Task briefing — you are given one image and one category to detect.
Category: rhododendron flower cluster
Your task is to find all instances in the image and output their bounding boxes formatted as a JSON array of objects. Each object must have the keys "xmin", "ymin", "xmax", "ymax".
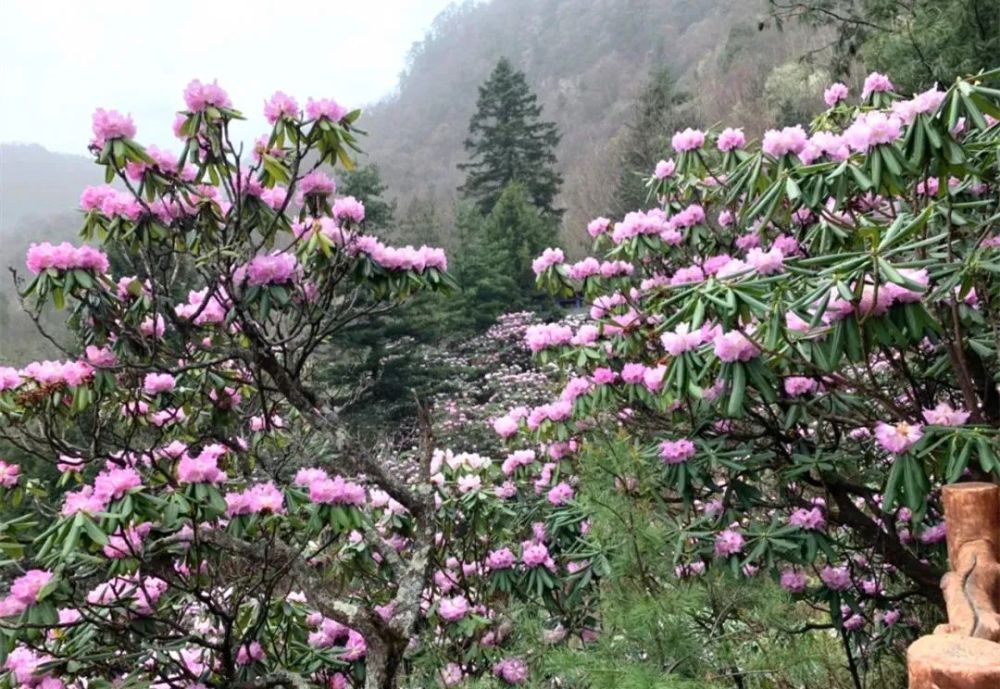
[{"xmin": 25, "ymin": 242, "xmax": 109, "ymax": 275}]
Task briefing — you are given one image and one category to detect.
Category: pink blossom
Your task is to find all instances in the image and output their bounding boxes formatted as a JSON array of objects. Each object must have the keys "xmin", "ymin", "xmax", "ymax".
[
  {"xmin": 547, "ymin": 482, "xmax": 574, "ymax": 506},
  {"xmin": 493, "ymin": 415, "xmax": 519, "ymax": 438},
  {"xmin": 0, "ymin": 461, "xmax": 20, "ymax": 488},
  {"xmin": 712, "ymin": 330, "xmax": 759, "ymax": 363},
  {"xmin": 861, "ymin": 72, "xmax": 894, "ymax": 100},
  {"xmin": 91, "ymin": 108, "xmax": 136, "ymax": 147},
  {"xmin": 62, "ymin": 485, "xmax": 107, "ymax": 516},
  {"xmin": 532, "ymin": 247, "xmax": 565, "ymax": 275},
  {"xmin": 26, "ymin": 242, "xmax": 109, "ymax": 275},
  {"xmin": 762, "ymin": 125, "xmax": 808, "ymax": 158},
  {"xmin": 332, "ymin": 196, "xmax": 365, "ymax": 224},
  {"xmin": 784, "ymin": 376, "xmax": 817, "ymax": 396},
  {"xmin": 264, "ymin": 91, "xmax": 299, "ymax": 123},
  {"xmin": 85, "ymin": 345, "xmax": 117, "ymax": 368},
  {"xmin": 789, "ymin": 507, "xmax": 826, "ymax": 530},
  {"xmin": 921, "ymin": 402, "xmax": 970, "ymax": 426},
  {"xmin": 94, "ymin": 466, "xmax": 142, "ymax": 502},
  {"xmin": 643, "ymin": 364, "xmax": 666, "ymax": 392},
  {"xmin": 874, "ymin": 421, "xmax": 923, "ymax": 454},
  {"xmin": 780, "ymin": 569, "xmax": 808, "ymax": 593},
  {"xmin": 238, "ymin": 253, "xmax": 298, "ymax": 287},
  {"xmin": 824, "ymin": 82, "xmax": 849, "ymax": 107},
  {"xmin": 659, "ymin": 439, "xmax": 696, "ymax": 464},
  {"xmin": 494, "ymin": 657, "xmax": 528, "ymax": 685},
  {"xmin": 306, "ymin": 97, "xmax": 348, "ymax": 122},
  {"xmin": 891, "ymin": 85, "xmax": 947, "ymax": 124},
  {"xmin": 143, "ymin": 372, "xmax": 176, "ymax": 395},
  {"xmin": 457, "ymin": 474, "xmax": 482, "ymax": 494},
  {"xmin": 746, "ymin": 247, "xmax": 785, "ymax": 275},
  {"xmin": 843, "ymin": 111, "xmax": 903, "ymax": 152},
  {"xmin": 820, "ymin": 565, "xmax": 852, "ymax": 590},
  {"xmin": 621, "ymin": 362, "xmax": 647, "ymax": 384},
  {"xmin": 438, "ymin": 595, "xmax": 469, "ymax": 622},
  {"xmin": 184, "ymin": 79, "xmax": 232, "ymax": 111},
  {"xmin": 661, "ymin": 323, "xmax": 704, "ymax": 355},
  {"xmin": 714, "ymin": 529, "xmax": 744, "ymax": 557},
  {"xmin": 487, "ymin": 547, "xmax": 516, "ymax": 570},
  {"xmin": 308, "ymin": 476, "xmax": 366, "ymax": 506},
  {"xmin": 102, "ymin": 522, "xmax": 152, "ymax": 559},
  {"xmin": 177, "ymin": 445, "xmax": 228, "ymax": 484},
  {"xmin": 237, "ymin": 641, "xmax": 266, "ymax": 665},
  {"xmin": 295, "ymin": 170, "xmax": 336, "ymax": 204},
  {"xmin": 653, "ymin": 159, "xmax": 676, "ymax": 178},
  {"xmin": 587, "ymin": 217, "xmax": 610, "ymax": 237},
  {"xmin": 671, "ymin": 128, "xmax": 705, "ymax": 152},
  {"xmin": 716, "ymin": 127, "xmax": 746, "ymax": 152},
  {"xmin": 522, "ymin": 542, "xmax": 553, "ymax": 569},
  {"xmin": 0, "ymin": 366, "xmax": 22, "ymax": 391}
]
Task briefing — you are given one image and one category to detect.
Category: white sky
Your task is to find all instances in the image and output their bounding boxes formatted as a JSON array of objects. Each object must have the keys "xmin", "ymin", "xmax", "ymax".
[{"xmin": 0, "ymin": 0, "xmax": 458, "ymax": 154}]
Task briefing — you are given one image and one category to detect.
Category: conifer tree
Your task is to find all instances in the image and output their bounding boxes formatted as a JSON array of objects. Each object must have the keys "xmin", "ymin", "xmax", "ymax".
[{"xmin": 459, "ymin": 57, "xmax": 563, "ymax": 217}]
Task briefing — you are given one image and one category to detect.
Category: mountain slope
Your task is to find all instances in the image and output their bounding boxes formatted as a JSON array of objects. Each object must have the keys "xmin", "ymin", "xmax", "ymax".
[{"xmin": 360, "ymin": 0, "xmax": 810, "ymax": 242}]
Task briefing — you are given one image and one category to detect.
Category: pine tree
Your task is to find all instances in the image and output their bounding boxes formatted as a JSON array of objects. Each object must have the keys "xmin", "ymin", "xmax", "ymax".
[{"xmin": 458, "ymin": 58, "xmax": 563, "ymax": 217}]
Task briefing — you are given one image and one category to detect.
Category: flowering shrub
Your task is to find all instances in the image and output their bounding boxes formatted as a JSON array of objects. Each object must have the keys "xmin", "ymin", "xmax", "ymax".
[
  {"xmin": 524, "ymin": 68, "xmax": 1000, "ymax": 651},
  {"xmin": 0, "ymin": 82, "xmax": 598, "ymax": 689}
]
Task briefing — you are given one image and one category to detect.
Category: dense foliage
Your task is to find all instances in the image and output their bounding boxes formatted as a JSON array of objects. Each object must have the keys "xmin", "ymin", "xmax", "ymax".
[
  {"xmin": 525, "ymin": 67, "xmax": 1000, "ymax": 682},
  {"xmin": 0, "ymin": 83, "xmax": 600, "ymax": 689}
]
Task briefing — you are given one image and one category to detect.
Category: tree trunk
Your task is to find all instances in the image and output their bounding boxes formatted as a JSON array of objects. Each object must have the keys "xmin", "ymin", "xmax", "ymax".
[{"xmin": 364, "ymin": 639, "xmax": 406, "ymax": 689}]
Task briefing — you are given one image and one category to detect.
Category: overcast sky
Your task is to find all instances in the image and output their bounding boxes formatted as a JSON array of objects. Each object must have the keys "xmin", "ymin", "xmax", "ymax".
[{"xmin": 0, "ymin": 0, "xmax": 458, "ymax": 155}]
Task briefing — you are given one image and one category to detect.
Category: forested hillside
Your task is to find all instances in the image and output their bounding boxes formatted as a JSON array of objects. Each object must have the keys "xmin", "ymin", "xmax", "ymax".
[{"xmin": 362, "ymin": 0, "xmax": 828, "ymax": 246}]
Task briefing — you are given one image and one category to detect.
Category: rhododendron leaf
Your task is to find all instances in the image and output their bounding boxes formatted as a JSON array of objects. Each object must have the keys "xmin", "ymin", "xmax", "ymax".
[{"xmin": 726, "ymin": 364, "xmax": 746, "ymax": 418}]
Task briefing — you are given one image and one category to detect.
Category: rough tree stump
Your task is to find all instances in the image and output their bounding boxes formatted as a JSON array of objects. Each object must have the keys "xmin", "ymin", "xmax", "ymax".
[{"xmin": 907, "ymin": 483, "xmax": 1000, "ymax": 688}]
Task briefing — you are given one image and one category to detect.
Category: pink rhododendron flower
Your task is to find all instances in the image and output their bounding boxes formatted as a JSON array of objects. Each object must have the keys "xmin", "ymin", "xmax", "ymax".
[
  {"xmin": 264, "ymin": 91, "xmax": 299, "ymax": 123},
  {"xmin": 184, "ymin": 79, "xmax": 232, "ymax": 111},
  {"xmin": 332, "ymin": 196, "xmax": 365, "ymax": 224},
  {"xmin": 823, "ymin": 82, "xmax": 849, "ymax": 107},
  {"xmin": 780, "ymin": 569, "xmax": 808, "ymax": 593},
  {"xmin": 438, "ymin": 595, "xmax": 469, "ymax": 622},
  {"xmin": 671, "ymin": 128, "xmax": 705, "ymax": 152},
  {"xmin": 587, "ymin": 217, "xmax": 610, "ymax": 237},
  {"xmin": 820, "ymin": 565, "xmax": 852, "ymax": 590},
  {"xmin": 762, "ymin": 125, "xmax": 808, "ymax": 158},
  {"xmin": 712, "ymin": 330, "xmax": 759, "ymax": 362},
  {"xmin": 714, "ymin": 529, "xmax": 744, "ymax": 557},
  {"xmin": 26, "ymin": 242, "xmax": 109, "ymax": 275},
  {"xmin": 547, "ymin": 482, "xmax": 574, "ymax": 506},
  {"xmin": 746, "ymin": 247, "xmax": 785, "ymax": 274},
  {"xmin": 532, "ymin": 247, "xmax": 565, "ymax": 275},
  {"xmin": 784, "ymin": 376, "xmax": 817, "ymax": 396},
  {"xmin": 716, "ymin": 127, "xmax": 746, "ymax": 152},
  {"xmin": 177, "ymin": 445, "xmax": 228, "ymax": 484},
  {"xmin": 921, "ymin": 402, "xmax": 970, "ymax": 426},
  {"xmin": 861, "ymin": 72, "xmax": 894, "ymax": 100},
  {"xmin": 0, "ymin": 461, "xmax": 20, "ymax": 488},
  {"xmin": 659, "ymin": 439, "xmax": 696, "ymax": 464},
  {"xmin": 874, "ymin": 421, "xmax": 923, "ymax": 454},
  {"xmin": 487, "ymin": 547, "xmax": 516, "ymax": 570},
  {"xmin": 494, "ymin": 657, "xmax": 528, "ymax": 685},
  {"xmin": 653, "ymin": 159, "xmax": 676, "ymax": 178},
  {"xmin": 91, "ymin": 108, "xmax": 136, "ymax": 147},
  {"xmin": 306, "ymin": 97, "xmax": 348, "ymax": 122},
  {"xmin": 789, "ymin": 507, "xmax": 826, "ymax": 531},
  {"xmin": 143, "ymin": 372, "xmax": 176, "ymax": 395}
]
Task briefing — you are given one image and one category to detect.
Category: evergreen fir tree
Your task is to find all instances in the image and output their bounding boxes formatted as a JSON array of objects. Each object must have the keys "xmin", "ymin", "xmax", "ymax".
[{"xmin": 458, "ymin": 57, "xmax": 563, "ymax": 217}]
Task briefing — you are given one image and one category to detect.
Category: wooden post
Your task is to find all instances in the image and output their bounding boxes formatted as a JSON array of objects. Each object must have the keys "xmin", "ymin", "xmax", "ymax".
[{"xmin": 907, "ymin": 483, "xmax": 1000, "ymax": 688}]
